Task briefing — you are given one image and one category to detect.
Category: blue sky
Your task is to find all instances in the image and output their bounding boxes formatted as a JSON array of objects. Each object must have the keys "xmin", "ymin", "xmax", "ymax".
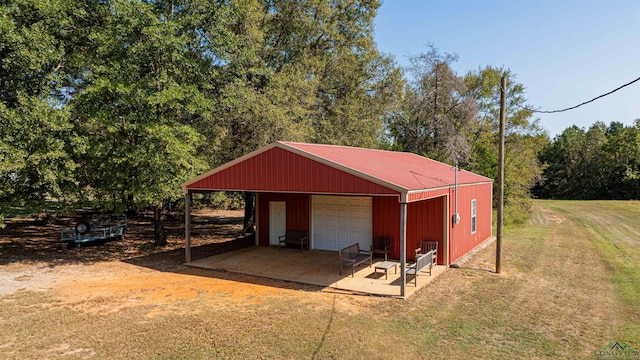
[{"xmin": 373, "ymin": 0, "xmax": 640, "ymax": 137}]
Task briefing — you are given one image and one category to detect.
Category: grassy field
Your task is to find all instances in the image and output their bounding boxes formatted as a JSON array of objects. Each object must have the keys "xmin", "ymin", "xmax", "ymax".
[{"xmin": 0, "ymin": 201, "xmax": 638, "ymax": 359}]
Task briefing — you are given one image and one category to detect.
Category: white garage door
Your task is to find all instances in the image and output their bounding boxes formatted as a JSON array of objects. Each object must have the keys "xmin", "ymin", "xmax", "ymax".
[{"xmin": 311, "ymin": 196, "xmax": 372, "ymax": 251}]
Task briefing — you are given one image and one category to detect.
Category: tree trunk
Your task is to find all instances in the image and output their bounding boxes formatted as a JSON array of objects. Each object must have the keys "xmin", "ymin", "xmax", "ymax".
[
  {"xmin": 242, "ymin": 192, "xmax": 255, "ymax": 235},
  {"xmin": 153, "ymin": 202, "xmax": 168, "ymax": 246}
]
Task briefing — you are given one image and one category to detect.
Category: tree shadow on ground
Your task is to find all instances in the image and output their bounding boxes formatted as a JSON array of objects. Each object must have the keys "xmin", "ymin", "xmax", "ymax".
[
  {"xmin": 0, "ymin": 210, "xmax": 244, "ymax": 267},
  {"xmin": 0, "ymin": 208, "xmax": 327, "ymax": 294}
]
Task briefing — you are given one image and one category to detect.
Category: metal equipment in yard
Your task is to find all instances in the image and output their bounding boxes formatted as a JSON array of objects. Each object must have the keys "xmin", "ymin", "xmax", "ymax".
[{"xmin": 61, "ymin": 214, "xmax": 129, "ymax": 248}]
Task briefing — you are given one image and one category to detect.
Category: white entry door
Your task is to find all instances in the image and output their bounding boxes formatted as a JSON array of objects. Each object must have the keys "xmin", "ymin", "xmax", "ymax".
[
  {"xmin": 269, "ymin": 201, "xmax": 286, "ymax": 246},
  {"xmin": 311, "ymin": 196, "xmax": 372, "ymax": 251}
]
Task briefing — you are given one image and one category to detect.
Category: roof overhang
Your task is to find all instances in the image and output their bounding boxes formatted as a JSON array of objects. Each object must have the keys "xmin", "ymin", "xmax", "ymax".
[{"xmin": 182, "ymin": 142, "xmax": 493, "ymax": 203}]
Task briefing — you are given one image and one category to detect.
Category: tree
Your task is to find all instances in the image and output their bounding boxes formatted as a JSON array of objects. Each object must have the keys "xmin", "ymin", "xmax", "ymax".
[
  {"xmin": 199, "ymin": 0, "xmax": 403, "ymax": 231},
  {"xmin": 579, "ymin": 122, "xmax": 609, "ymax": 198},
  {"xmin": 386, "ymin": 56, "xmax": 546, "ymax": 224},
  {"xmin": 535, "ymin": 121, "xmax": 640, "ymax": 200},
  {"xmin": 205, "ymin": 0, "xmax": 402, "ymax": 161},
  {"xmin": 602, "ymin": 122, "xmax": 640, "ymax": 199},
  {"xmin": 463, "ymin": 67, "xmax": 547, "ymax": 222},
  {"xmin": 2, "ymin": 0, "xmax": 403, "ymax": 239},
  {"xmin": 0, "ymin": 0, "xmax": 103, "ymax": 225},
  {"xmin": 70, "ymin": 0, "xmax": 210, "ymax": 245},
  {"xmin": 535, "ymin": 126, "xmax": 586, "ymax": 199},
  {"xmin": 387, "ymin": 46, "xmax": 477, "ymax": 163}
]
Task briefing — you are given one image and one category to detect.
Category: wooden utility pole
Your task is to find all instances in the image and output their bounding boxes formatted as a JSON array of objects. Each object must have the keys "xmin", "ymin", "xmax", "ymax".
[{"xmin": 496, "ymin": 74, "xmax": 506, "ymax": 274}]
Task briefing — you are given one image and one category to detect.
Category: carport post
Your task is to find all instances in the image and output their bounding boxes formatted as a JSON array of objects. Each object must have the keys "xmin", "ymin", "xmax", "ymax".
[
  {"xmin": 400, "ymin": 202, "xmax": 407, "ymax": 298},
  {"xmin": 185, "ymin": 191, "xmax": 192, "ymax": 263}
]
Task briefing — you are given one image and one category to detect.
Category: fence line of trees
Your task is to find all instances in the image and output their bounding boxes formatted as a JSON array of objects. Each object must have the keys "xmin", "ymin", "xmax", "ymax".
[{"xmin": 534, "ymin": 121, "xmax": 640, "ymax": 200}]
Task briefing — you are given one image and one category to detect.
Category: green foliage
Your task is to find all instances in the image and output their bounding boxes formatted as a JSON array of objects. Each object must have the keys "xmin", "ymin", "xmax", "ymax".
[
  {"xmin": 387, "ymin": 58, "xmax": 546, "ymax": 225},
  {"xmin": 68, "ymin": 0, "xmax": 215, "ymax": 244},
  {"xmin": 71, "ymin": 5, "xmax": 212, "ymax": 205},
  {"xmin": 209, "ymin": 0, "xmax": 403, "ymax": 162},
  {"xmin": 195, "ymin": 192, "xmax": 244, "ymax": 210},
  {"xmin": 464, "ymin": 67, "xmax": 548, "ymax": 225},
  {"xmin": 0, "ymin": 0, "xmax": 93, "ymax": 224},
  {"xmin": 535, "ymin": 121, "xmax": 640, "ymax": 200},
  {"xmin": 1, "ymin": 0, "xmax": 401, "ymax": 237},
  {"xmin": 0, "ymin": 97, "xmax": 78, "ymax": 202}
]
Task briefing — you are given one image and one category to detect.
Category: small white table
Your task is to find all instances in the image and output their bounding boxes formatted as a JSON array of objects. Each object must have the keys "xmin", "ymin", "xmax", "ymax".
[{"xmin": 374, "ymin": 261, "xmax": 398, "ymax": 280}]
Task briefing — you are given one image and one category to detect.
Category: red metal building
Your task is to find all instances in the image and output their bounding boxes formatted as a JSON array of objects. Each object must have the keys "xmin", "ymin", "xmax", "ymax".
[{"xmin": 183, "ymin": 141, "xmax": 493, "ymax": 296}]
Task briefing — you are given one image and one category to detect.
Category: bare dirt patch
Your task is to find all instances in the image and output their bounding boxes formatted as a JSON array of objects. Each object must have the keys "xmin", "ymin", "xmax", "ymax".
[
  {"xmin": 0, "ymin": 209, "xmax": 376, "ymax": 319},
  {"xmin": 53, "ymin": 262, "xmax": 290, "ymax": 316},
  {"xmin": 0, "ymin": 209, "xmax": 246, "ymax": 299}
]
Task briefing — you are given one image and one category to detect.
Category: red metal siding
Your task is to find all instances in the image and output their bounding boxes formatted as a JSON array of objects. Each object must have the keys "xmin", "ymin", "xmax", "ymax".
[
  {"xmin": 406, "ymin": 197, "xmax": 445, "ymax": 263},
  {"xmin": 372, "ymin": 197, "xmax": 401, "ymax": 258},
  {"xmin": 254, "ymin": 184, "xmax": 492, "ymax": 264},
  {"xmin": 373, "ymin": 197, "xmax": 445, "ymax": 263},
  {"xmin": 448, "ymin": 183, "xmax": 493, "ymax": 263},
  {"xmin": 188, "ymin": 147, "xmax": 399, "ymax": 196},
  {"xmin": 257, "ymin": 193, "xmax": 310, "ymax": 246}
]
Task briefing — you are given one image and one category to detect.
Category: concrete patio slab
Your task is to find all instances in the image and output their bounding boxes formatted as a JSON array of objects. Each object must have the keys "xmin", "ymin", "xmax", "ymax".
[{"xmin": 186, "ymin": 246, "xmax": 447, "ymax": 298}]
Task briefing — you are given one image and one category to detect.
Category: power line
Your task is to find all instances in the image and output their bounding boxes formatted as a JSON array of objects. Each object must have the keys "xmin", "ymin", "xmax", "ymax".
[{"xmin": 532, "ymin": 75, "xmax": 640, "ymax": 114}]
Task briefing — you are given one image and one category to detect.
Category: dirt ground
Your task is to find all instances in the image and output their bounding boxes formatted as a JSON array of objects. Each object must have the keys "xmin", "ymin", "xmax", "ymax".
[{"xmin": 0, "ymin": 209, "xmax": 372, "ymax": 318}]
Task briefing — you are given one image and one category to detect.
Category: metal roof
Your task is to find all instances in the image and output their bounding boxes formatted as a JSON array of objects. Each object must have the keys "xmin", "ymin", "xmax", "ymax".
[
  {"xmin": 183, "ymin": 141, "xmax": 492, "ymax": 198},
  {"xmin": 278, "ymin": 141, "xmax": 492, "ymax": 191}
]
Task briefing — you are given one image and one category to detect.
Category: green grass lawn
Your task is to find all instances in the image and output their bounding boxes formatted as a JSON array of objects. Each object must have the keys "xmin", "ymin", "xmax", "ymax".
[
  {"xmin": 542, "ymin": 200, "xmax": 640, "ymax": 343},
  {"xmin": 1, "ymin": 200, "xmax": 638, "ymax": 359}
]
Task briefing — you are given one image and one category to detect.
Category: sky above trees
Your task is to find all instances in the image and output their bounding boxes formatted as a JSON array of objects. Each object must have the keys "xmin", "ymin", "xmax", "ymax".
[{"xmin": 374, "ymin": 0, "xmax": 640, "ymax": 137}]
